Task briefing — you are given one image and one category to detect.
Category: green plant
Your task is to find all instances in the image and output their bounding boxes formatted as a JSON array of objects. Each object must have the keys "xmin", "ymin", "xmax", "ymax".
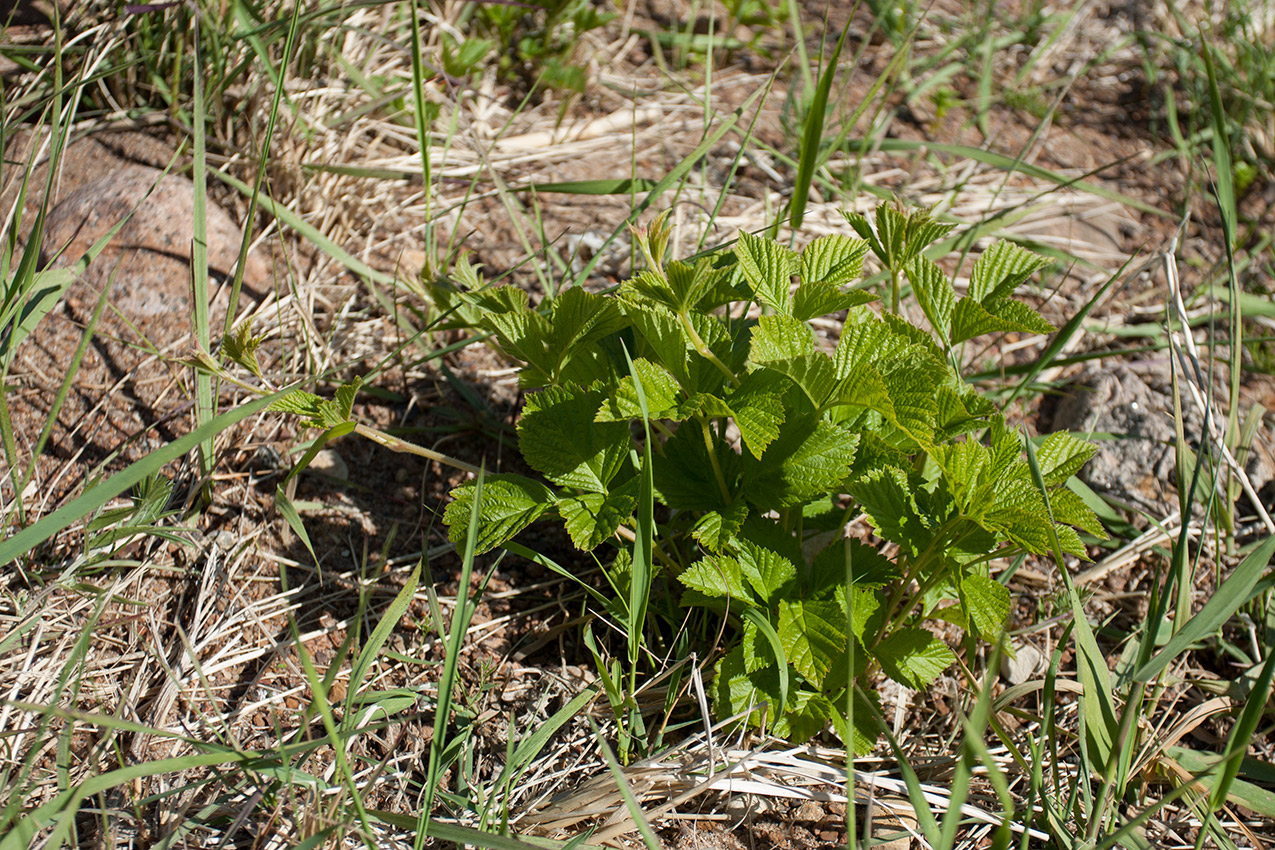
[
  {"xmin": 430, "ymin": 203, "xmax": 1103, "ymax": 750},
  {"xmin": 459, "ymin": 0, "xmax": 615, "ymax": 95}
]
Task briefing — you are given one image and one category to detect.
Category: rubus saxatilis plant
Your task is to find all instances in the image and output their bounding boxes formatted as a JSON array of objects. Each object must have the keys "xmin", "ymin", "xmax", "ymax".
[{"xmin": 430, "ymin": 203, "xmax": 1103, "ymax": 749}]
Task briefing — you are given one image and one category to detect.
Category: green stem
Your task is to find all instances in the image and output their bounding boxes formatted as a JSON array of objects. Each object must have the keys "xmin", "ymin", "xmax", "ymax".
[
  {"xmin": 678, "ymin": 311, "xmax": 739, "ymax": 388},
  {"xmin": 889, "ymin": 267, "xmax": 900, "ymax": 314},
  {"xmin": 869, "ymin": 517, "xmax": 962, "ymax": 649},
  {"xmin": 700, "ymin": 418, "xmax": 732, "ymax": 503}
]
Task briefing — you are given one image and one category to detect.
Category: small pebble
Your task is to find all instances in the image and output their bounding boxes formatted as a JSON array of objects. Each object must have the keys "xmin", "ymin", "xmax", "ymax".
[{"xmin": 308, "ymin": 448, "xmax": 349, "ymax": 480}]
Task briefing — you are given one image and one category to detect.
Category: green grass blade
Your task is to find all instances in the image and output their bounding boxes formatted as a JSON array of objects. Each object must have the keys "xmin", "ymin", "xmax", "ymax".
[
  {"xmin": 0, "ymin": 391, "xmax": 284, "ymax": 566},
  {"xmin": 514, "ymin": 178, "xmax": 660, "ymax": 195},
  {"xmin": 1131, "ymin": 536, "xmax": 1275, "ymax": 683},
  {"xmin": 1023, "ymin": 435, "xmax": 1118, "ymax": 767},
  {"xmin": 591, "ymin": 720, "xmax": 662, "ymax": 850},
  {"xmin": 211, "ymin": 170, "xmax": 398, "ymax": 288},
  {"xmin": 621, "ymin": 346, "xmax": 654, "ymax": 678},
  {"xmin": 420, "ymin": 467, "xmax": 485, "ymax": 840},
  {"xmin": 786, "ymin": 16, "xmax": 850, "ymax": 230},
  {"xmin": 570, "ymin": 82, "xmax": 770, "ymax": 287},
  {"xmin": 222, "ymin": 0, "xmax": 303, "ymax": 337},
  {"xmin": 191, "ymin": 18, "xmax": 213, "ymax": 482},
  {"xmin": 345, "ymin": 561, "xmax": 422, "ymax": 724}
]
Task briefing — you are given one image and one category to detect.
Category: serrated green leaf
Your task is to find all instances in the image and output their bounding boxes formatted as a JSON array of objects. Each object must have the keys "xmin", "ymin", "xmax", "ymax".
[
  {"xmin": 558, "ymin": 490, "xmax": 637, "ymax": 550},
  {"xmin": 742, "ymin": 618, "xmax": 768, "ymax": 673},
  {"xmin": 1036, "ymin": 431, "xmax": 1098, "ymax": 487},
  {"xmin": 714, "ymin": 645, "xmax": 782, "ymax": 727},
  {"xmin": 330, "ymin": 377, "xmax": 362, "ymax": 425},
  {"xmin": 222, "ymin": 322, "xmax": 265, "ymax": 379},
  {"xmin": 762, "ymin": 354, "xmax": 840, "ymax": 409},
  {"xmin": 876, "ymin": 628, "xmax": 956, "ymax": 689},
  {"xmin": 652, "ymin": 425, "xmax": 736, "ymax": 511},
  {"xmin": 772, "ymin": 691, "xmax": 839, "ymax": 742},
  {"xmin": 443, "ymin": 474, "xmax": 556, "ymax": 554},
  {"xmin": 849, "ymin": 466, "xmax": 936, "ymax": 555},
  {"xmin": 743, "ymin": 419, "xmax": 859, "ymax": 510},
  {"xmin": 691, "ymin": 502, "xmax": 749, "ymax": 551},
  {"xmin": 749, "ymin": 313, "xmax": 815, "ymax": 362},
  {"xmin": 792, "ymin": 280, "xmax": 877, "ymax": 322},
  {"xmin": 484, "ymin": 305, "xmax": 555, "ymax": 387},
  {"xmin": 960, "ymin": 574, "xmax": 1010, "ymax": 640},
  {"xmin": 680, "ymin": 555, "xmax": 750, "ymax": 601},
  {"xmin": 778, "ymin": 599, "xmax": 847, "ymax": 689},
  {"xmin": 735, "ymin": 540, "xmax": 797, "ymax": 605},
  {"xmin": 950, "ymin": 296, "xmax": 1056, "ymax": 344},
  {"xmin": 841, "ymin": 210, "xmax": 884, "ymax": 259},
  {"xmin": 969, "ymin": 240, "xmax": 1051, "ymax": 302},
  {"xmin": 269, "ymin": 390, "xmax": 326, "ymax": 425},
  {"xmin": 1049, "ymin": 485, "xmax": 1106, "ymax": 537},
  {"xmin": 934, "ymin": 385, "xmax": 990, "ymax": 438},
  {"xmin": 846, "ymin": 584, "xmax": 882, "ymax": 643},
  {"xmin": 904, "ymin": 255, "xmax": 955, "ymax": 342},
  {"xmin": 735, "ymin": 231, "xmax": 798, "ymax": 315},
  {"xmin": 596, "ymin": 358, "xmax": 683, "ymax": 421},
  {"xmin": 548, "ymin": 286, "xmax": 628, "ymax": 372},
  {"xmin": 877, "ymin": 348, "xmax": 941, "ymax": 446},
  {"xmin": 726, "ymin": 377, "xmax": 786, "ymax": 458},
  {"xmin": 518, "ymin": 385, "xmax": 629, "ymax": 491},
  {"xmin": 800, "ymin": 233, "xmax": 870, "ymax": 287},
  {"xmin": 833, "ymin": 313, "xmax": 912, "ymax": 376}
]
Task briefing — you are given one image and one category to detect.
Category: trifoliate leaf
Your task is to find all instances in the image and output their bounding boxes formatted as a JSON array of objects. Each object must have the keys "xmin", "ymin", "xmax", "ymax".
[
  {"xmin": 691, "ymin": 502, "xmax": 749, "ymax": 551},
  {"xmin": 778, "ymin": 599, "xmax": 847, "ymax": 689},
  {"xmin": 443, "ymin": 474, "xmax": 556, "ymax": 554},
  {"xmin": 969, "ymin": 240, "xmax": 1052, "ymax": 302},
  {"xmin": 735, "ymin": 230, "xmax": 798, "ymax": 315},
  {"xmin": 735, "ymin": 540, "xmax": 797, "ymax": 605},
  {"xmin": 960, "ymin": 573, "xmax": 1010, "ymax": 640},
  {"xmin": 596, "ymin": 358, "xmax": 683, "ymax": 421},
  {"xmin": 876, "ymin": 628, "xmax": 956, "ymax": 689},
  {"xmin": 558, "ymin": 489, "xmax": 637, "ymax": 550},
  {"xmin": 742, "ymin": 419, "xmax": 859, "ymax": 510},
  {"xmin": 680, "ymin": 555, "xmax": 750, "ymax": 601},
  {"xmin": 268, "ymin": 380, "xmax": 361, "ymax": 429},
  {"xmin": 1036, "ymin": 431, "xmax": 1098, "ymax": 487},
  {"xmin": 904, "ymin": 255, "xmax": 955, "ymax": 342},
  {"xmin": 800, "ymin": 233, "xmax": 870, "ymax": 287},
  {"xmin": 518, "ymin": 385, "xmax": 629, "ymax": 491}
]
